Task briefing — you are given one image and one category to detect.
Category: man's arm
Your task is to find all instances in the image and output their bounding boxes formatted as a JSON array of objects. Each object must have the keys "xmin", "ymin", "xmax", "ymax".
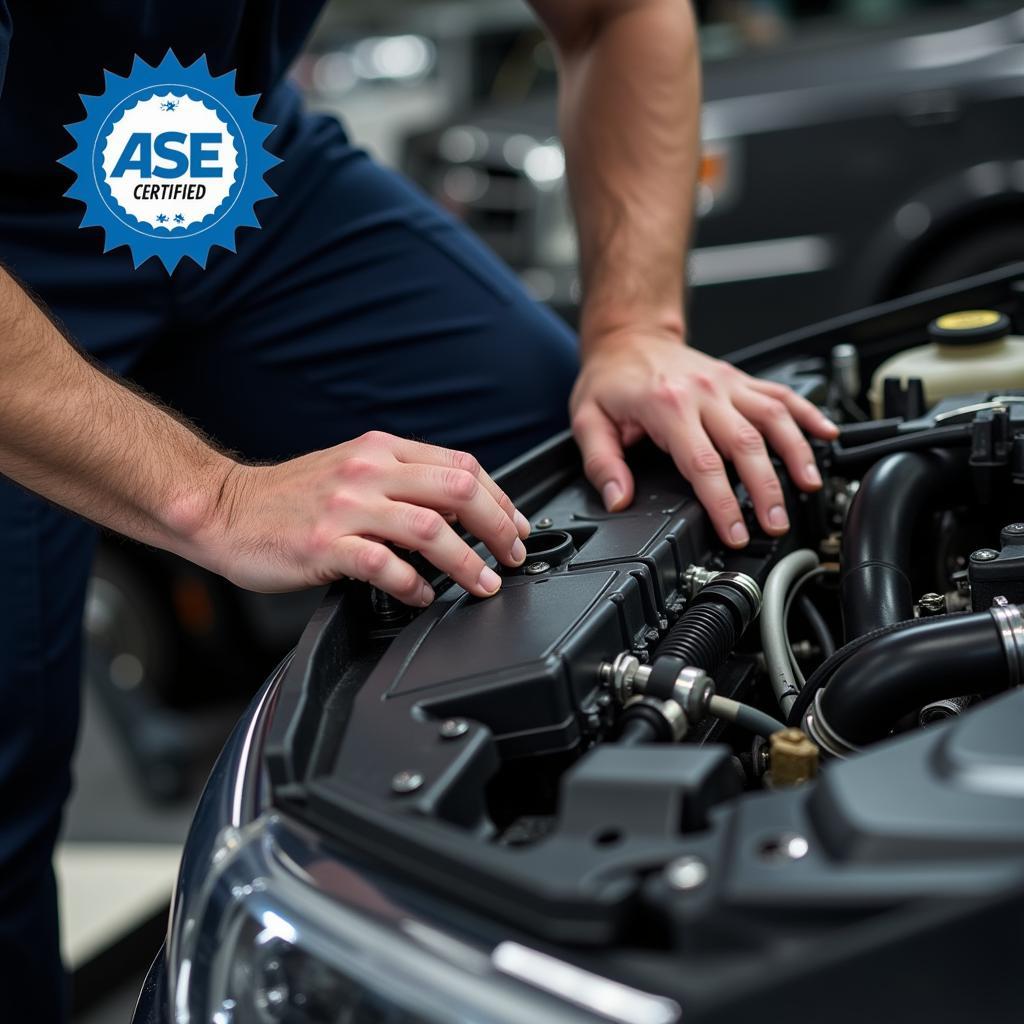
[
  {"xmin": 0, "ymin": 267, "xmax": 530, "ymax": 602},
  {"xmin": 529, "ymin": 0, "xmax": 838, "ymax": 548}
]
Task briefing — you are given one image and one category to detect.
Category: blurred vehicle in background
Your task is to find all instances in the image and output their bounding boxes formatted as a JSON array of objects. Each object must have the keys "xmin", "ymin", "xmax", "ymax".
[
  {"xmin": 403, "ymin": 0, "xmax": 1024, "ymax": 352},
  {"xmin": 293, "ymin": 0, "xmax": 535, "ymax": 166},
  {"xmin": 85, "ymin": 540, "xmax": 323, "ymax": 801}
]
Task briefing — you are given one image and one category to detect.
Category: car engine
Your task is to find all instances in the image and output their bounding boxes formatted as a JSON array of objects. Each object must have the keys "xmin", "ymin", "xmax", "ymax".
[{"xmin": 260, "ymin": 277, "xmax": 1024, "ymax": 1022}]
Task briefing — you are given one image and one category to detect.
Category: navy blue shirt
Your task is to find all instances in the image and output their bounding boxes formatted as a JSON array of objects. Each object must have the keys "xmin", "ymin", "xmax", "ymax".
[{"xmin": 0, "ymin": 1, "xmax": 325, "ymax": 192}]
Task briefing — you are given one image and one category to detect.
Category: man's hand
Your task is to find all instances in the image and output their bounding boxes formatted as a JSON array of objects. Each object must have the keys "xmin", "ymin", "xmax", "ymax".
[
  {"xmin": 528, "ymin": 2, "xmax": 839, "ymax": 544},
  {"xmin": 200, "ymin": 432, "xmax": 531, "ymax": 604},
  {"xmin": 570, "ymin": 329, "xmax": 839, "ymax": 547},
  {"xmin": 0, "ymin": 268, "xmax": 530, "ymax": 607}
]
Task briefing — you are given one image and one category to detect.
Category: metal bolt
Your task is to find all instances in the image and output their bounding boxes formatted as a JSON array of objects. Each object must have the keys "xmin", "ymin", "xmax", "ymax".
[
  {"xmin": 664, "ymin": 855, "xmax": 708, "ymax": 891},
  {"xmin": 759, "ymin": 833, "xmax": 810, "ymax": 862},
  {"xmin": 535, "ymin": 516, "xmax": 553, "ymax": 530},
  {"xmin": 919, "ymin": 592, "xmax": 946, "ymax": 616},
  {"xmin": 645, "ymin": 628, "xmax": 660, "ymax": 644},
  {"xmin": 439, "ymin": 718, "xmax": 469, "ymax": 740},
  {"xmin": 1005, "ymin": 523, "xmax": 1024, "ymax": 535},
  {"xmin": 525, "ymin": 561, "xmax": 550, "ymax": 575},
  {"xmin": 971, "ymin": 548, "xmax": 999, "ymax": 562},
  {"xmin": 391, "ymin": 770, "xmax": 424, "ymax": 794}
]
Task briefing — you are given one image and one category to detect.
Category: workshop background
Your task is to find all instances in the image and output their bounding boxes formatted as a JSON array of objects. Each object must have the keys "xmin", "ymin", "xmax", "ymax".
[{"xmin": 67, "ymin": 0, "xmax": 1024, "ymax": 1020}]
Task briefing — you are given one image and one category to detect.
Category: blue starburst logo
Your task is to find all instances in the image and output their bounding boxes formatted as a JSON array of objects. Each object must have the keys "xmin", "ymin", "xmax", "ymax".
[{"xmin": 60, "ymin": 51, "xmax": 280, "ymax": 272}]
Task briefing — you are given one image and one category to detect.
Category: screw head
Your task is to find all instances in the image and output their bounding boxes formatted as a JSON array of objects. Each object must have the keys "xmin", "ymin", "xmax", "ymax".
[
  {"xmin": 971, "ymin": 548, "xmax": 999, "ymax": 562},
  {"xmin": 664, "ymin": 855, "xmax": 708, "ymax": 891},
  {"xmin": 535, "ymin": 516, "xmax": 553, "ymax": 530},
  {"xmin": 759, "ymin": 832, "xmax": 810, "ymax": 862},
  {"xmin": 525, "ymin": 561, "xmax": 550, "ymax": 575},
  {"xmin": 439, "ymin": 718, "xmax": 469, "ymax": 740},
  {"xmin": 391, "ymin": 770, "xmax": 424, "ymax": 794},
  {"xmin": 1005, "ymin": 523, "xmax": 1024, "ymax": 535}
]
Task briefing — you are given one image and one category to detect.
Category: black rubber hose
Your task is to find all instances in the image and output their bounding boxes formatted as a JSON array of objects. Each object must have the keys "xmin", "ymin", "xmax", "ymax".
[
  {"xmin": 786, "ymin": 615, "xmax": 929, "ymax": 727},
  {"xmin": 618, "ymin": 717, "xmax": 659, "ymax": 746},
  {"xmin": 646, "ymin": 576, "xmax": 759, "ymax": 699},
  {"xmin": 840, "ymin": 448, "xmax": 967, "ymax": 641},
  {"xmin": 656, "ymin": 603, "xmax": 738, "ymax": 674},
  {"xmin": 797, "ymin": 593, "xmax": 836, "ymax": 660},
  {"xmin": 819, "ymin": 612, "xmax": 1008, "ymax": 746},
  {"xmin": 829, "ymin": 423, "xmax": 972, "ymax": 469}
]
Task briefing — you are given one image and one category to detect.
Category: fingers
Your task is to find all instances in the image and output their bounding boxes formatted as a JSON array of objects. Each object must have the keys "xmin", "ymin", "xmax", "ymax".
[
  {"xmin": 378, "ymin": 432, "xmax": 530, "ymax": 538},
  {"xmin": 653, "ymin": 407, "xmax": 750, "ymax": 548},
  {"xmin": 701, "ymin": 404, "xmax": 789, "ymax": 537},
  {"xmin": 572, "ymin": 403, "xmax": 634, "ymax": 512},
  {"xmin": 735, "ymin": 391, "xmax": 823, "ymax": 492},
  {"xmin": 383, "ymin": 500, "xmax": 503, "ymax": 598},
  {"xmin": 752, "ymin": 380, "xmax": 838, "ymax": 439},
  {"xmin": 332, "ymin": 536, "xmax": 434, "ymax": 607},
  {"xmin": 389, "ymin": 463, "xmax": 526, "ymax": 568}
]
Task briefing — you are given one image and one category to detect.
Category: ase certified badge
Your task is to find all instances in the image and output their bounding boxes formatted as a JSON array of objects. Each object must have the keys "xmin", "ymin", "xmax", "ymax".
[{"xmin": 61, "ymin": 51, "xmax": 279, "ymax": 272}]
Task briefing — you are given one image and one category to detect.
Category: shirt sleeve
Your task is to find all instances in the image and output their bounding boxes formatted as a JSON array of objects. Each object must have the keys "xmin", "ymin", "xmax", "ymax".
[{"xmin": 0, "ymin": 2, "xmax": 10, "ymax": 97}]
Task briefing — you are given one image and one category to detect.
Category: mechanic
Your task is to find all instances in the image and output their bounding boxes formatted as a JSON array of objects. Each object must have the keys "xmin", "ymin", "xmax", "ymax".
[{"xmin": 0, "ymin": 1, "xmax": 836, "ymax": 1017}]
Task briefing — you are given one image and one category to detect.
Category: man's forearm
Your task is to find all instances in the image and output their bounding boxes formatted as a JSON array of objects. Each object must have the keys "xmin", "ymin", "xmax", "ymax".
[
  {"xmin": 0, "ymin": 267, "xmax": 231, "ymax": 557},
  {"xmin": 536, "ymin": 0, "xmax": 700, "ymax": 349}
]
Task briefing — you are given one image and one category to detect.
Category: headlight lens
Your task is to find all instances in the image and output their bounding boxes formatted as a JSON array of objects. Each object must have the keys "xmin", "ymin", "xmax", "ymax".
[
  {"xmin": 219, "ymin": 918, "xmax": 427, "ymax": 1024},
  {"xmin": 173, "ymin": 819, "xmax": 449, "ymax": 1024}
]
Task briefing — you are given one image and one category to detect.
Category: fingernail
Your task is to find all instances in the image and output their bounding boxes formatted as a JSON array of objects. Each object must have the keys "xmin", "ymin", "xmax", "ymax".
[
  {"xmin": 729, "ymin": 521, "xmax": 749, "ymax": 546},
  {"xmin": 513, "ymin": 510, "xmax": 531, "ymax": 537},
  {"xmin": 820, "ymin": 414, "xmax": 839, "ymax": 435},
  {"xmin": 805, "ymin": 461, "xmax": 822, "ymax": 487},
  {"xmin": 419, "ymin": 583, "xmax": 434, "ymax": 606},
  {"xmin": 477, "ymin": 565, "xmax": 501, "ymax": 594},
  {"xmin": 510, "ymin": 538, "xmax": 526, "ymax": 564},
  {"xmin": 602, "ymin": 481, "xmax": 624, "ymax": 511},
  {"xmin": 768, "ymin": 505, "xmax": 789, "ymax": 530}
]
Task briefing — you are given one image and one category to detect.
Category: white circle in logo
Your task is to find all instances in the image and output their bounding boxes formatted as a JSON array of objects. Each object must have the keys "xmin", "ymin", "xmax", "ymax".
[{"xmin": 100, "ymin": 91, "xmax": 239, "ymax": 232}]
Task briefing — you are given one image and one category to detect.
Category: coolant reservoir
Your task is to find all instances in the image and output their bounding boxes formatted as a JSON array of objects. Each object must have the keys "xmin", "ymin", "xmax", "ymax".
[{"xmin": 868, "ymin": 310, "xmax": 1024, "ymax": 417}]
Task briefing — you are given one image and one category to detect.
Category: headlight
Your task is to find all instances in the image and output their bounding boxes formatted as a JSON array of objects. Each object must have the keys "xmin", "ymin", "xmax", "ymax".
[
  {"xmin": 171, "ymin": 819, "xmax": 453, "ymax": 1024},
  {"xmin": 169, "ymin": 814, "xmax": 680, "ymax": 1024},
  {"xmin": 209, "ymin": 912, "xmax": 428, "ymax": 1024}
]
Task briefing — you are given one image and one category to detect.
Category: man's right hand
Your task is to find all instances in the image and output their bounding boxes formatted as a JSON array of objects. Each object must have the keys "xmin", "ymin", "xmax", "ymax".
[{"xmin": 200, "ymin": 431, "xmax": 532, "ymax": 605}]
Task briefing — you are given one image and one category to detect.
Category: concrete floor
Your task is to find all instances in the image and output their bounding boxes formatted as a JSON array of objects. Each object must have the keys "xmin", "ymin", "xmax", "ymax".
[{"xmin": 63, "ymin": 682, "xmax": 241, "ymax": 1022}]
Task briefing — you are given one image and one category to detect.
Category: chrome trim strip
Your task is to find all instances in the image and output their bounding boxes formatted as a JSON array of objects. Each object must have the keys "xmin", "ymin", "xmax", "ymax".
[
  {"xmin": 231, "ymin": 662, "xmax": 286, "ymax": 827},
  {"xmin": 493, "ymin": 942, "xmax": 681, "ymax": 1024},
  {"xmin": 690, "ymin": 235, "xmax": 833, "ymax": 287}
]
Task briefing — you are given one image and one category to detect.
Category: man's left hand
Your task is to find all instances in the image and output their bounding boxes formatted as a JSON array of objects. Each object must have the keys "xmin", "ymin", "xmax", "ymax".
[{"xmin": 570, "ymin": 328, "xmax": 839, "ymax": 548}]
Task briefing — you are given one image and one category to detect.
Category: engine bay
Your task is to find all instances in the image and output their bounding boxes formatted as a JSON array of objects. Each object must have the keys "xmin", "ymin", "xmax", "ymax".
[{"xmin": 263, "ymin": 272, "xmax": 1024, "ymax": 1018}]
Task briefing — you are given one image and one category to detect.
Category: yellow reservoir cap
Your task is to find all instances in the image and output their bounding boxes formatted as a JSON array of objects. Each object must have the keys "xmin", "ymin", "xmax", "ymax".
[
  {"xmin": 928, "ymin": 309, "xmax": 1010, "ymax": 346},
  {"xmin": 935, "ymin": 310, "xmax": 1002, "ymax": 330}
]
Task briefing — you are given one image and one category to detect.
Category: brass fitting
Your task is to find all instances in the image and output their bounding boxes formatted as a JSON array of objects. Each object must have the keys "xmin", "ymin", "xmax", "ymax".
[{"xmin": 767, "ymin": 728, "xmax": 819, "ymax": 787}]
